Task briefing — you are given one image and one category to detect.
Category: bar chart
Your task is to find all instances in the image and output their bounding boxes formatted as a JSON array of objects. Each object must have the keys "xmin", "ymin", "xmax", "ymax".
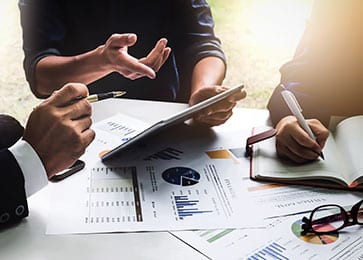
[
  {"xmin": 247, "ymin": 242, "xmax": 288, "ymax": 260},
  {"xmin": 174, "ymin": 195, "xmax": 213, "ymax": 220}
]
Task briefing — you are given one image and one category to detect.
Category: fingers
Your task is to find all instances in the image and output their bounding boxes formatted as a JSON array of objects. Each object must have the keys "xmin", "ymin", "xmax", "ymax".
[
  {"xmin": 72, "ymin": 115, "xmax": 93, "ymax": 133},
  {"xmin": 162, "ymin": 47, "xmax": 171, "ymax": 66},
  {"xmin": 231, "ymin": 89, "xmax": 247, "ymax": 102},
  {"xmin": 107, "ymin": 33, "xmax": 137, "ymax": 49},
  {"xmin": 277, "ymin": 132, "xmax": 322, "ymax": 162},
  {"xmin": 195, "ymin": 111, "xmax": 233, "ymax": 127},
  {"xmin": 49, "ymin": 83, "xmax": 89, "ymax": 107},
  {"xmin": 275, "ymin": 116, "xmax": 326, "ymax": 163},
  {"xmin": 140, "ymin": 38, "xmax": 171, "ymax": 72},
  {"xmin": 149, "ymin": 38, "xmax": 168, "ymax": 60},
  {"xmin": 53, "ymin": 96, "xmax": 92, "ymax": 121},
  {"xmin": 308, "ymin": 119, "xmax": 330, "ymax": 148},
  {"xmin": 190, "ymin": 86, "xmax": 246, "ymax": 106},
  {"xmin": 119, "ymin": 59, "xmax": 156, "ymax": 80},
  {"xmin": 105, "ymin": 35, "xmax": 170, "ymax": 80},
  {"xmin": 104, "ymin": 33, "xmax": 156, "ymax": 79},
  {"xmin": 23, "ymin": 82, "xmax": 95, "ymax": 177},
  {"xmin": 276, "ymin": 140, "xmax": 311, "ymax": 164},
  {"xmin": 80, "ymin": 128, "xmax": 96, "ymax": 149},
  {"xmin": 189, "ymin": 85, "xmax": 246, "ymax": 126}
]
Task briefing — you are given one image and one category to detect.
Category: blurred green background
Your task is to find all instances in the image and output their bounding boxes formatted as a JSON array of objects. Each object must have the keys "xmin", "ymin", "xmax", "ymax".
[{"xmin": 0, "ymin": 0, "xmax": 313, "ymax": 124}]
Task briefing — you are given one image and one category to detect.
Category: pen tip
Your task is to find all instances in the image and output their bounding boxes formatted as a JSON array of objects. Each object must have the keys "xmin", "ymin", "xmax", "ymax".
[
  {"xmin": 320, "ymin": 152, "xmax": 325, "ymax": 160},
  {"xmin": 113, "ymin": 91, "xmax": 126, "ymax": 98}
]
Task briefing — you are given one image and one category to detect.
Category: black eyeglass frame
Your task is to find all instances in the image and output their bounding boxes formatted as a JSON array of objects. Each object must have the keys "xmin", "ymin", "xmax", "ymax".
[{"xmin": 301, "ymin": 199, "xmax": 363, "ymax": 235}]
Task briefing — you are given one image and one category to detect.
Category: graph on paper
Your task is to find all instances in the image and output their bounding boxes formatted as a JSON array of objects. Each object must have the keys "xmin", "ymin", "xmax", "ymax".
[
  {"xmin": 162, "ymin": 167, "xmax": 200, "ymax": 186},
  {"xmin": 94, "ymin": 113, "xmax": 150, "ymax": 142},
  {"xmin": 85, "ymin": 167, "xmax": 143, "ymax": 224},
  {"xmin": 247, "ymin": 242, "xmax": 288, "ymax": 260},
  {"xmin": 173, "ymin": 195, "xmax": 213, "ymax": 220},
  {"xmin": 47, "ymin": 128, "xmax": 261, "ymax": 234}
]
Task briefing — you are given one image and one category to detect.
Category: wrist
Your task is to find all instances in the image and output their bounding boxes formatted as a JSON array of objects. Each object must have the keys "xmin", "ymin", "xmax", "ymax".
[{"xmin": 95, "ymin": 45, "xmax": 114, "ymax": 73}]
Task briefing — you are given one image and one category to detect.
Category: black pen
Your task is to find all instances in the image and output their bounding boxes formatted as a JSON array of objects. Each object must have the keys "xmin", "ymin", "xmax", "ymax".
[{"xmin": 86, "ymin": 91, "xmax": 126, "ymax": 103}]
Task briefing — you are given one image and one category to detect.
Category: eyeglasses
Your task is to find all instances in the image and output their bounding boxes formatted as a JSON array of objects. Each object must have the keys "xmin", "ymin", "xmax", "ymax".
[{"xmin": 301, "ymin": 200, "xmax": 363, "ymax": 235}]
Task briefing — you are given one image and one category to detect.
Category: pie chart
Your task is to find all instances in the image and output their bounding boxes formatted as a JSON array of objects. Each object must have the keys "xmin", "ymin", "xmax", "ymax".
[
  {"xmin": 291, "ymin": 219, "xmax": 339, "ymax": 245},
  {"xmin": 162, "ymin": 167, "xmax": 200, "ymax": 186}
]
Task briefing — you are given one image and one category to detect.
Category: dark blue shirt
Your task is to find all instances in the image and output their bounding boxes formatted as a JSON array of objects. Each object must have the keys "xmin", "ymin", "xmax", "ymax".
[{"xmin": 19, "ymin": 0, "xmax": 226, "ymax": 102}]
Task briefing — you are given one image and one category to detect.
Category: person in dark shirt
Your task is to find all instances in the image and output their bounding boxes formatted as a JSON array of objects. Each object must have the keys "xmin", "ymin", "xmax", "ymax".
[
  {"xmin": 267, "ymin": 0, "xmax": 363, "ymax": 163},
  {"xmin": 1, "ymin": 83, "xmax": 94, "ymax": 226},
  {"xmin": 19, "ymin": 0, "xmax": 245, "ymax": 126}
]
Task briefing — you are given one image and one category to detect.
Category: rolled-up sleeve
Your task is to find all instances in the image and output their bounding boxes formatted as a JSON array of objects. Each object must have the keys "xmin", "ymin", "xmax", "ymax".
[
  {"xmin": 19, "ymin": 0, "xmax": 64, "ymax": 97},
  {"xmin": 171, "ymin": 0, "xmax": 226, "ymax": 72}
]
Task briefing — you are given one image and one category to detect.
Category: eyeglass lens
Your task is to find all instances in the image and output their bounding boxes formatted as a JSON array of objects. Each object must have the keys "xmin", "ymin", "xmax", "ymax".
[
  {"xmin": 311, "ymin": 202, "xmax": 363, "ymax": 233},
  {"xmin": 311, "ymin": 205, "xmax": 344, "ymax": 233},
  {"xmin": 357, "ymin": 202, "xmax": 363, "ymax": 224}
]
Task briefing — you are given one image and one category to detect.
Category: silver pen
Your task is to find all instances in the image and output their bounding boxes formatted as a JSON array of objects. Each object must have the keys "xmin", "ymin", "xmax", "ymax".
[{"xmin": 281, "ymin": 87, "xmax": 325, "ymax": 160}]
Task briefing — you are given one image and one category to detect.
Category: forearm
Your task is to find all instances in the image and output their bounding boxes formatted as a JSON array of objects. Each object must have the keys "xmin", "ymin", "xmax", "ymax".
[
  {"xmin": 190, "ymin": 57, "xmax": 226, "ymax": 99},
  {"xmin": 267, "ymin": 84, "xmax": 291, "ymax": 126},
  {"xmin": 35, "ymin": 46, "xmax": 112, "ymax": 97}
]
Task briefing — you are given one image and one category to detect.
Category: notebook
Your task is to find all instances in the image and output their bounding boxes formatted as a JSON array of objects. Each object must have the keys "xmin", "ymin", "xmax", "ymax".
[{"xmin": 249, "ymin": 115, "xmax": 363, "ymax": 190}]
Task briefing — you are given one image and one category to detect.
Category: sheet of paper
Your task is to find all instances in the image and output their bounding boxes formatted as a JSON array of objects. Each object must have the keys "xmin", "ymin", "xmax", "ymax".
[
  {"xmin": 240, "ymin": 171, "xmax": 361, "ymax": 218},
  {"xmin": 253, "ymin": 135, "xmax": 350, "ymax": 182},
  {"xmin": 172, "ymin": 211, "xmax": 363, "ymax": 260},
  {"xmin": 171, "ymin": 161, "xmax": 362, "ymax": 260},
  {"xmin": 47, "ymin": 114, "xmax": 360, "ymax": 237},
  {"xmin": 334, "ymin": 115, "xmax": 363, "ymax": 183},
  {"xmin": 82, "ymin": 113, "xmax": 151, "ymax": 163},
  {"xmin": 46, "ymin": 127, "xmax": 261, "ymax": 234}
]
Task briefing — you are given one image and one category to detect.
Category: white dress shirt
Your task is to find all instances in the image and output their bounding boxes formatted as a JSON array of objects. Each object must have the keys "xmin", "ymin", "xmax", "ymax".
[{"xmin": 8, "ymin": 139, "xmax": 48, "ymax": 197}]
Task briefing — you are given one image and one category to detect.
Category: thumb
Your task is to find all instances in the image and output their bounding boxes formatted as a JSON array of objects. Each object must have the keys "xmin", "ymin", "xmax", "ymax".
[
  {"xmin": 309, "ymin": 121, "xmax": 329, "ymax": 149},
  {"xmin": 108, "ymin": 33, "xmax": 137, "ymax": 48}
]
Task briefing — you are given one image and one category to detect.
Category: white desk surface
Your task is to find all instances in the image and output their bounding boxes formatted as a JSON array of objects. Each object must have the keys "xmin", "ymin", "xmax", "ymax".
[{"xmin": 0, "ymin": 98, "xmax": 269, "ymax": 260}]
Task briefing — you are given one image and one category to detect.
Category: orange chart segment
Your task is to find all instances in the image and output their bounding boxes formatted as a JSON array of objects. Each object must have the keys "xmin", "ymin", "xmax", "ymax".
[
  {"xmin": 291, "ymin": 219, "xmax": 339, "ymax": 245},
  {"xmin": 206, "ymin": 149, "xmax": 243, "ymax": 164}
]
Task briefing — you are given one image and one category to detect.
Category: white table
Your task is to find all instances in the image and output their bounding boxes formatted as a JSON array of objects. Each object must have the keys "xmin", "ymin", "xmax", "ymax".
[{"xmin": 0, "ymin": 99, "xmax": 269, "ymax": 260}]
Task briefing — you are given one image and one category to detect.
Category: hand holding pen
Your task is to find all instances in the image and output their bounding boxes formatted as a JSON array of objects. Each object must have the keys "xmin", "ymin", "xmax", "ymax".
[
  {"xmin": 48, "ymin": 89, "xmax": 126, "ymax": 181},
  {"xmin": 274, "ymin": 85, "xmax": 329, "ymax": 164}
]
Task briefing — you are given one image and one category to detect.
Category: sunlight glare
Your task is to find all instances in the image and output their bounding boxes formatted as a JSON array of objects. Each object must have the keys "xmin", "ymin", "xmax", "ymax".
[{"xmin": 244, "ymin": 0, "xmax": 314, "ymax": 52}]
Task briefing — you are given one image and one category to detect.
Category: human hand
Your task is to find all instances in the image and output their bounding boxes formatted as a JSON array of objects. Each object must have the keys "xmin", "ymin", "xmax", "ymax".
[
  {"xmin": 139, "ymin": 38, "xmax": 171, "ymax": 73},
  {"xmin": 102, "ymin": 33, "xmax": 170, "ymax": 80},
  {"xmin": 189, "ymin": 85, "xmax": 246, "ymax": 126},
  {"xmin": 275, "ymin": 115, "xmax": 329, "ymax": 163},
  {"xmin": 23, "ymin": 83, "xmax": 95, "ymax": 178}
]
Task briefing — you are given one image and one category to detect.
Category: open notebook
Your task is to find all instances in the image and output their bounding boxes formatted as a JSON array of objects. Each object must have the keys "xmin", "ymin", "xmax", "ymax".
[
  {"xmin": 249, "ymin": 115, "xmax": 363, "ymax": 190},
  {"xmin": 101, "ymin": 84, "xmax": 244, "ymax": 161}
]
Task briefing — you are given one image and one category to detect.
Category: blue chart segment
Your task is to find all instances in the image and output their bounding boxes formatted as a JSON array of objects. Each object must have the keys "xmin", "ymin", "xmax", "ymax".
[
  {"xmin": 162, "ymin": 167, "xmax": 200, "ymax": 186},
  {"xmin": 247, "ymin": 242, "xmax": 288, "ymax": 260},
  {"xmin": 174, "ymin": 195, "xmax": 213, "ymax": 220}
]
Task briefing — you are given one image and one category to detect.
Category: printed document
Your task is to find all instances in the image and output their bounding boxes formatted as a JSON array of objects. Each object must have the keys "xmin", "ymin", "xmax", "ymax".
[{"xmin": 46, "ymin": 118, "xmax": 260, "ymax": 234}]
